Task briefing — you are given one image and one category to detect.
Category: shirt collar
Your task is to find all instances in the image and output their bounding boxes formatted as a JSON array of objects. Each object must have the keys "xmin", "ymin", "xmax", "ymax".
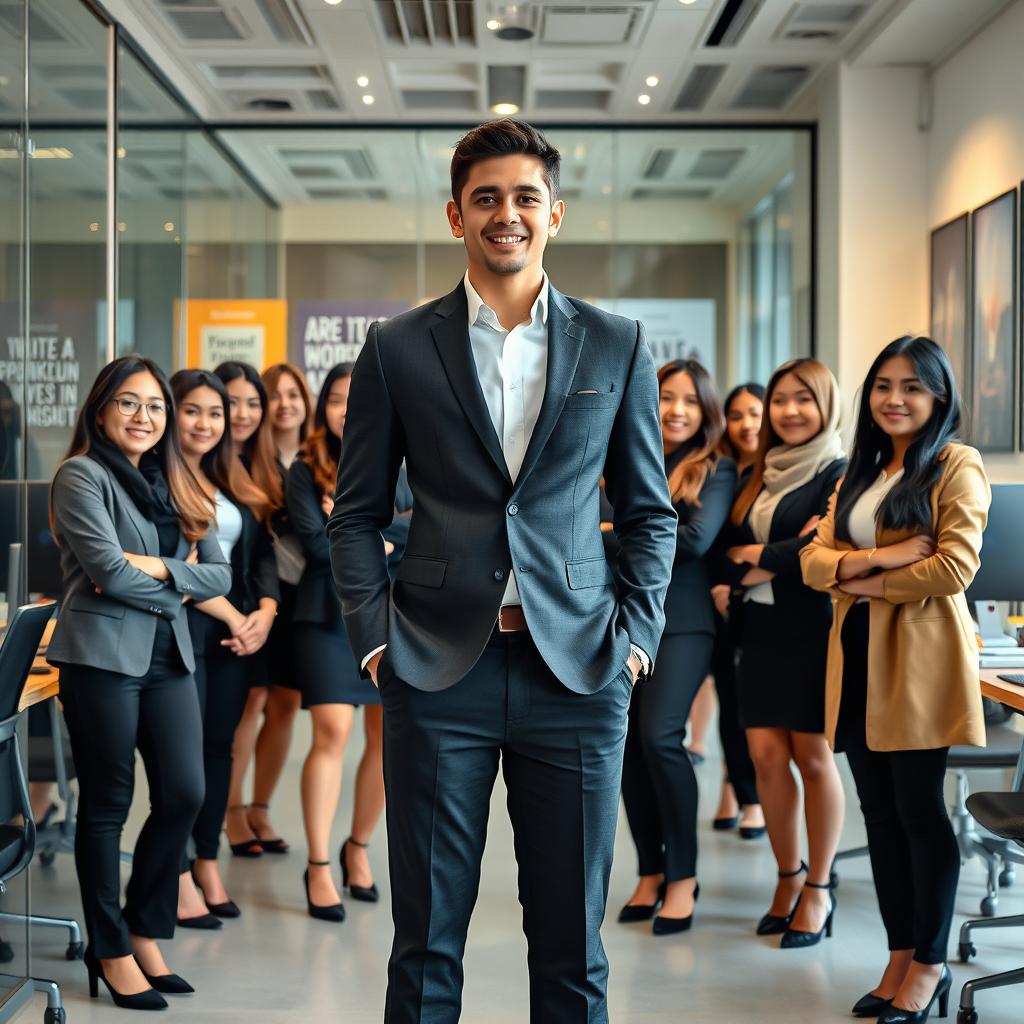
[{"xmin": 463, "ymin": 271, "xmax": 549, "ymax": 331}]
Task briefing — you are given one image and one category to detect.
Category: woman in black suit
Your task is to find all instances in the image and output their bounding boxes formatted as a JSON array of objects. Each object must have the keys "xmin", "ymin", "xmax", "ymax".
[
  {"xmin": 720, "ymin": 358, "xmax": 846, "ymax": 947},
  {"xmin": 47, "ymin": 356, "xmax": 231, "ymax": 1009},
  {"xmin": 619, "ymin": 360, "xmax": 736, "ymax": 934},
  {"xmin": 170, "ymin": 370, "xmax": 279, "ymax": 927}
]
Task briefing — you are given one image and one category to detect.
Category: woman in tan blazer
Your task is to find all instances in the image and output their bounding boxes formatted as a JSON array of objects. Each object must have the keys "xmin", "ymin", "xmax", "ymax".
[{"xmin": 801, "ymin": 336, "xmax": 990, "ymax": 1024}]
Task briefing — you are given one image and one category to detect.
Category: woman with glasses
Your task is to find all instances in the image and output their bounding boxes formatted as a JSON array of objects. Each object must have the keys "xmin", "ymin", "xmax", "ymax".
[{"xmin": 47, "ymin": 356, "xmax": 230, "ymax": 1009}]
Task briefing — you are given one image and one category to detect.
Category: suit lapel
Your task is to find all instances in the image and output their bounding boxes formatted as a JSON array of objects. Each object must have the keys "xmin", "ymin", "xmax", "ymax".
[
  {"xmin": 516, "ymin": 286, "xmax": 586, "ymax": 487},
  {"xmin": 431, "ymin": 283, "xmax": 513, "ymax": 487},
  {"xmin": 108, "ymin": 471, "xmax": 159, "ymax": 554}
]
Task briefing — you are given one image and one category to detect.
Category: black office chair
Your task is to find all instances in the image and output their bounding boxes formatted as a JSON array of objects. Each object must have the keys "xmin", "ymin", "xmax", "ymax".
[
  {"xmin": 956, "ymin": 790, "xmax": 1024, "ymax": 1023},
  {"xmin": 0, "ymin": 603, "xmax": 71, "ymax": 1024}
]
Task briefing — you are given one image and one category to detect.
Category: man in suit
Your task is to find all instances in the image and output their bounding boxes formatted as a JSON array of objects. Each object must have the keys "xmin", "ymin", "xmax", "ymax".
[{"xmin": 328, "ymin": 119, "xmax": 676, "ymax": 1023}]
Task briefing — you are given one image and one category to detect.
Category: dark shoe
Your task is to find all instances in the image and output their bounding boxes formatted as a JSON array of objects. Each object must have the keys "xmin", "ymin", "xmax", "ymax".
[
  {"xmin": 739, "ymin": 825, "xmax": 767, "ymax": 840},
  {"xmin": 652, "ymin": 883, "xmax": 699, "ymax": 935},
  {"xmin": 190, "ymin": 863, "xmax": 240, "ymax": 919},
  {"xmin": 175, "ymin": 913, "xmax": 222, "ymax": 930},
  {"xmin": 878, "ymin": 965, "xmax": 952, "ymax": 1023},
  {"xmin": 617, "ymin": 881, "xmax": 666, "ymax": 923},
  {"xmin": 852, "ymin": 991, "xmax": 895, "ymax": 1017},
  {"xmin": 34, "ymin": 801, "xmax": 59, "ymax": 831},
  {"xmin": 85, "ymin": 952, "xmax": 168, "ymax": 1011},
  {"xmin": 248, "ymin": 802, "xmax": 289, "ymax": 854},
  {"xmin": 756, "ymin": 861, "xmax": 807, "ymax": 935},
  {"xmin": 713, "ymin": 816, "xmax": 738, "ymax": 830},
  {"xmin": 305, "ymin": 863, "xmax": 345, "ymax": 923},
  {"xmin": 225, "ymin": 805, "xmax": 262, "ymax": 858},
  {"xmin": 780, "ymin": 881, "xmax": 835, "ymax": 948},
  {"xmin": 141, "ymin": 972, "xmax": 195, "ymax": 995},
  {"xmin": 341, "ymin": 837, "xmax": 379, "ymax": 903}
]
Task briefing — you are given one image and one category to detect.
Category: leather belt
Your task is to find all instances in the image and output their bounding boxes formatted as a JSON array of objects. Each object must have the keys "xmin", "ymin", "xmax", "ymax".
[{"xmin": 497, "ymin": 605, "xmax": 528, "ymax": 633}]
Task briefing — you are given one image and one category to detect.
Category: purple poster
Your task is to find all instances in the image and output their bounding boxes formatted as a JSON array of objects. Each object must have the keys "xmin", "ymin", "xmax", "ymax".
[{"xmin": 292, "ymin": 301, "xmax": 407, "ymax": 394}]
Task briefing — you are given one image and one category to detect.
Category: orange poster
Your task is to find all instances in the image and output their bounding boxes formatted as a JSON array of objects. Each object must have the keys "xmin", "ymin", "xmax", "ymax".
[{"xmin": 178, "ymin": 300, "xmax": 287, "ymax": 371}]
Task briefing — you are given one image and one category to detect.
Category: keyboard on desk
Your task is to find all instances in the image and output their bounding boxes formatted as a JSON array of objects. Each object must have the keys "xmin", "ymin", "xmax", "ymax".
[{"xmin": 995, "ymin": 673, "xmax": 1024, "ymax": 687}]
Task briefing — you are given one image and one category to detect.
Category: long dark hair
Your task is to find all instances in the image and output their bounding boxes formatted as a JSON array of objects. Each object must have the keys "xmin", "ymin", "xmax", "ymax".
[
  {"xmin": 52, "ymin": 355, "xmax": 212, "ymax": 541},
  {"xmin": 300, "ymin": 363, "xmax": 352, "ymax": 497},
  {"xmin": 657, "ymin": 359, "xmax": 724, "ymax": 506},
  {"xmin": 719, "ymin": 382, "xmax": 766, "ymax": 461},
  {"xmin": 171, "ymin": 369, "xmax": 270, "ymax": 521},
  {"xmin": 834, "ymin": 335, "xmax": 961, "ymax": 540}
]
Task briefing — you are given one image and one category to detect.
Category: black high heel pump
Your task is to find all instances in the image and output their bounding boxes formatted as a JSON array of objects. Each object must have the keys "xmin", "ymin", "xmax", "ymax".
[
  {"xmin": 341, "ymin": 837, "xmax": 380, "ymax": 903},
  {"xmin": 304, "ymin": 861, "xmax": 346, "ymax": 922},
  {"xmin": 617, "ymin": 880, "xmax": 667, "ymax": 923},
  {"xmin": 140, "ymin": 971, "xmax": 195, "ymax": 995},
  {"xmin": 85, "ymin": 951, "xmax": 167, "ymax": 1011},
  {"xmin": 780, "ymin": 879, "xmax": 835, "ymax": 948},
  {"xmin": 756, "ymin": 861, "xmax": 807, "ymax": 935},
  {"xmin": 877, "ymin": 965, "xmax": 952, "ymax": 1023},
  {"xmin": 652, "ymin": 882, "xmax": 700, "ymax": 936}
]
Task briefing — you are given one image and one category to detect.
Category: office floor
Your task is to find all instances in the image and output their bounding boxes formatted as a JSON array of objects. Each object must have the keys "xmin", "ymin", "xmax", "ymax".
[{"xmin": 18, "ymin": 713, "xmax": 1024, "ymax": 1023}]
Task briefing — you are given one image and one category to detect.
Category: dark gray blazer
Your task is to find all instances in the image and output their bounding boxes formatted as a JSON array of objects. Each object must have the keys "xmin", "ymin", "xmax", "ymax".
[
  {"xmin": 328, "ymin": 279, "xmax": 677, "ymax": 695},
  {"xmin": 47, "ymin": 455, "xmax": 232, "ymax": 676}
]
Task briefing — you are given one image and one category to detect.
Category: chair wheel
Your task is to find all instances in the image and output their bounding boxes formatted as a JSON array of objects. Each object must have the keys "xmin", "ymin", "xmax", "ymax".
[
  {"xmin": 956, "ymin": 1010, "xmax": 978, "ymax": 1024},
  {"xmin": 830, "ymin": 870, "xmax": 839, "ymax": 890},
  {"xmin": 39, "ymin": 851, "xmax": 55, "ymax": 868},
  {"xmin": 998, "ymin": 868, "xmax": 1015, "ymax": 888},
  {"xmin": 959, "ymin": 941, "xmax": 977, "ymax": 962},
  {"xmin": 65, "ymin": 941, "xmax": 83, "ymax": 960},
  {"xmin": 980, "ymin": 896, "xmax": 997, "ymax": 917},
  {"xmin": 43, "ymin": 1009, "xmax": 66, "ymax": 1024}
]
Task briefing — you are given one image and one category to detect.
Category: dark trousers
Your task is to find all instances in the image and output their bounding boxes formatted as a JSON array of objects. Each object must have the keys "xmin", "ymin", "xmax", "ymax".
[
  {"xmin": 711, "ymin": 619, "xmax": 758, "ymax": 807},
  {"xmin": 379, "ymin": 631, "xmax": 631, "ymax": 1024},
  {"xmin": 60, "ymin": 650, "xmax": 204, "ymax": 959},
  {"xmin": 839, "ymin": 603, "xmax": 958, "ymax": 964},
  {"xmin": 621, "ymin": 632, "xmax": 714, "ymax": 880},
  {"xmin": 186, "ymin": 652, "xmax": 250, "ymax": 863}
]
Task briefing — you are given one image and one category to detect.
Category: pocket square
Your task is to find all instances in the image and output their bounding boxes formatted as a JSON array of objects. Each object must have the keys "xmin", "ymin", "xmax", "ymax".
[{"xmin": 573, "ymin": 389, "xmax": 599, "ymax": 395}]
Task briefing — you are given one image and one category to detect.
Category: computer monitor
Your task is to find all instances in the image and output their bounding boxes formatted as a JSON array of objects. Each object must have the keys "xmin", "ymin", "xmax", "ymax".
[
  {"xmin": 0, "ymin": 482, "xmax": 63, "ymax": 601},
  {"xmin": 966, "ymin": 483, "xmax": 1024, "ymax": 604}
]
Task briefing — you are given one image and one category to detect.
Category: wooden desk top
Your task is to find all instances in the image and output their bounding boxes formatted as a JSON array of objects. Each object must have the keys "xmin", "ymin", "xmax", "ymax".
[
  {"xmin": 981, "ymin": 668, "xmax": 1024, "ymax": 715},
  {"xmin": 19, "ymin": 664, "xmax": 58, "ymax": 711}
]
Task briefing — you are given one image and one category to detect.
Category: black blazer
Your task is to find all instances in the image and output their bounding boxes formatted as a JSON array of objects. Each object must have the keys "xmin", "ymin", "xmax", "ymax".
[
  {"xmin": 717, "ymin": 457, "xmax": 847, "ymax": 632},
  {"xmin": 187, "ymin": 494, "xmax": 280, "ymax": 654},
  {"xmin": 328, "ymin": 279, "xmax": 677, "ymax": 694}
]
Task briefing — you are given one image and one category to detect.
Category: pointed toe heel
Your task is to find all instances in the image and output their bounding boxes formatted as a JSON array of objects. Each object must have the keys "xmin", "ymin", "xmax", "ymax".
[
  {"xmin": 877, "ymin": 965, "xmax": 951, "ymax": 1023},
  {"xmin": 142, "ymin": 972, "xmax": 195, "ymax": 995},
  {"xmin": 652, "ymin": 883, "xmax": 699, "ymax": 936},
  {"xmin": 340, "ymin": 837, "xmax": 380, "ymax": 903},
  {"xmin": 305, "ymin": 863, "xmax": 346, "ymax": 922},
  {"xmin": 852, "ymin": 991, "xmax": 894, "ymax": 1017},
  {"xmin": 780, "ymin": 881, "xmax": 835, "ymax": 949},
  {"xmin": 85, "ymin": 953, "xmax": 168, "ymax": 1011},
  {"xmin": 756, "ymin": 861, "xmax": 807, "ymax": 935}
]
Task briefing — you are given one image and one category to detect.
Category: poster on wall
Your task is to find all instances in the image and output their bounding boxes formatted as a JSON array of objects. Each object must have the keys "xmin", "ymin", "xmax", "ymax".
[
  {"xmin": 179, "ymin": 300, "xmax": 288, "ymax": 372},
  {"xmin": 970, "ymin": 189, "xmax": 1017, "ymax": 453},
  {"xmin": 292, "ymin": 301, "xmax": 407, "ymax": 394},
  {"xmin": 592, "ymin": 299, "xmax": 716, "ymax": 375},
  {"xmin": 929, "ymin": 214, "xmax": 969, "ymax": 406}
]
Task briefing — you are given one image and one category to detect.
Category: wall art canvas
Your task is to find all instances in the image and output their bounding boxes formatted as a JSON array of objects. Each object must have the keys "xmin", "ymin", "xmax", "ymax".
[{"xmin": 930, "ymin": 214, "xmax": 969, "ymax": 404}]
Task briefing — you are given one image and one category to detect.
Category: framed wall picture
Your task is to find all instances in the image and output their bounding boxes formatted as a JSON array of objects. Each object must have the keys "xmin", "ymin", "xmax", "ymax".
[
  {"xmin": 930, "ymin": 213, "xmax": 969, "ymax": 406},
  {"xmin": 971, "ymin": 188, "xmax": 1017, "ymax": 452}
]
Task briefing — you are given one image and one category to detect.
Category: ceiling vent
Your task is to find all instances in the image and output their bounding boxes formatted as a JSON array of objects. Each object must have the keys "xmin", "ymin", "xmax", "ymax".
[
  {"xmin": 375, "ymin": 0, "xmax": 475, "ymax": 46},
  {"xmin": 705, "ymin": 0, "xmax": 765, "ymax": 47},
  {"xmin": 642, "ymin": 148, "xmax": 676, "ymax": 181},
  {"xmin": 401, "ymin": 89, "xmax": 478, "ymax": 110},
  {"xmin": 731, "ymin": 65, "xmax": 811, "ymax": 109},
  {"xmin": 539, "ymin": 6, "xmax": 649, "ymax": 46},
  {"xmin": 673, "ymin": 64, "xmax": 726, "ymax": 111},
  {"xmin": 279, "ymin": 148, "xmax": 376, "ymax": 179},
  {"xmin": 307, "ymin": 89, "xmax": 341, "ymax": 110},
  {"xmin": 535, "ymin": 89, "xmax": 611, "ymax": 110},
  {"xmin": 305, "ymin": 187, "xmax": 389, "ymax": 200},
  {"xmin": 208, "ymin": 65, "xmax": 330, "ymax": 83},
  {"xmin": 255, "ymin": 0, "xmax": 314, "ymax": 45},
  {"xmin": 631, "ymin": 187, "xmax": 714, "ymax": 201},
  {"xmin": 778, "ymin": 2, "xmax": 867, "ymax": 43},
  {"xmin": 688, "ymin": 148, "xmax": 745, "ymax": 179},
  {"xmin": 290, "ymin": 166, "xmax": 341, "ymax": 180},
  {"xmin": 158, "ymin": 3, "xmax": 246, "ymax": 42},
  {"xmin": 244, "ymin": 97, "xmax": 293, "ymax": 111}
]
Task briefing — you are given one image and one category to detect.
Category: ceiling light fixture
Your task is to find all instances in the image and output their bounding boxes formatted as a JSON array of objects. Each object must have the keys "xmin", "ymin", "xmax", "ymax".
[
  {"xmin": 491, "ymin": 102, "xmax": 520, "ymax": 115},
  {"xmin": 89, "ymin": 222, "xmax": 99, "ymax": 232},
  {"xmin": 356, "ymin": 75, "xmax": 369, "ymax": 88},
  {"xmin": 645, "ymin": 75, "xmax": 660, "ymax": 88},
  {"xmin": 486, "ymin": 19, "xmax": 501, "ymax": 30},
  {"xmin": 164, "ymin": 222, "xmax": 174, "ymax": 232},
  {"xmin": 637, "ymin": 94, "xmax": 651, "ymax": 105},
  {"xmin": 679, "ymin": 0, "xmax": 697, "ymax": 5},
  {"xmin": 362, "ymin": 94, "xmax": 375, "ymax": 105},
  {"xmin": 324, "ymin": 0, "xmax": 343, "ymax": 6},
  {"xmin": 488, "ymin": 65, "xmax": 526, "ymax": 118}
]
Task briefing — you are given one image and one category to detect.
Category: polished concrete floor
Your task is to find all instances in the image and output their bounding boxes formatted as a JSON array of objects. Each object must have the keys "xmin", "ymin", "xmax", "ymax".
[{"xmin": 17, "ymin": 712, "xmax": 1024, "ymax": 1023}]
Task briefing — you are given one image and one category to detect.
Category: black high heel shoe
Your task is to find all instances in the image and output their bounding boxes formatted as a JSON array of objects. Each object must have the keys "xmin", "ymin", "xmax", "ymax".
[
  {"xmin": 713, "ymin": 815, "xmax": 738, "ymax": 830},
  {"xmin": 780, "ymin": 880, "xmax": 835, "ymax": 948},
  {"xmin": 852, "ymin": 991, "xmax": 894, "ymax": 1018},
  {"xmin": 249, "ymin": 802, "xmax": 288, "ymax": 854},
  {"xmin": 652, "ymin": 882, "xmax": 699, "ymax": 935},
  {"xmin": 617, "ymin": 881, "xmax": 666, "ymax": 923},
  {"xmin": 877, "ymin": 965, "xmax": 952, "ymax": 1023},
  {"xmin": 304, "ymin": 861, "xmax": 346, "ymax": 922},
  {"xmin": 140, "ymin": 971, "xmax": 195, "ymax": 995},
  {"xmin": 190, "ymin": 862, "xmax": 241, "ymax": 919},
  {"xmin": 85, "ymin": 951, "xmax": 168, "ymax": 1011},
  {"xmin": 756, "ymin": 861, "xmax": 807, "ymax": 935},
  {"xmin": 341, "ymin": 837, "xmax": 379, "ymax": 903},
  {"xmin": 225, "ymin": 805, "xmax": 262, "ymax": 859}
]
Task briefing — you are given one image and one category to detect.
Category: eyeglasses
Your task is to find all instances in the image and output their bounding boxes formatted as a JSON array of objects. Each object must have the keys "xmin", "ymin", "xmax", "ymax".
[{"xmin": 111, "ymin": 396, "xmax": 167, "ymax": 418}]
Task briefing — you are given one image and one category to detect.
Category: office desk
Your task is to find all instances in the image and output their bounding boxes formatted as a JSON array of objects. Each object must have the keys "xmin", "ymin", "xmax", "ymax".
[{"xmin": 980, "ymin": 669, "xmax": 1024, "ymax": 788}]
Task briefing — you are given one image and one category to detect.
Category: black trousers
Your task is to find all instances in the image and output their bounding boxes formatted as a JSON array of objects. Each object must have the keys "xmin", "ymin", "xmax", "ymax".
[
  {"xmin": 59, "ymin": 639, "xmax": 204, "ymax": 959},
  {"xmin": 839, "ymin": 603, "xmax": 958, "ymax": 965},
  {"xmin": 185, "ymin": 651, "xmax": 250, "ymax": 863},
  {"xmin": 711, "ymin": 618, "xmax": 759, "ymax": 807},
  {"xmin": 379, "ymin": 631, "xmax": 631, "ymax": 1024},
  {"xmin": 621, "ymin": 632, "xmax": 714, "ymax": 880}
]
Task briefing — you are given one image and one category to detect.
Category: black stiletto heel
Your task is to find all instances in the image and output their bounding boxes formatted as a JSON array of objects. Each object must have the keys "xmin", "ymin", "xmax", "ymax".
[
  {"xmin": 756, "ymin": 861, "xmax": 807, "ymax": 935},
  {"xmin": 190, "ymin": 861, "xmax": 240, "ymax": 919},
  {"xmin": 225, "ymin": 805, "xmax": 262, "ymax": 858},
  {"xmin": 84, "ymin": 951, "xmax": 168, "ymax": 1010},
  {"xmin": 878, "ymin": 965, "xmax": 952, "ymax": 1023},
  {"xmin": 617, "ymin": 880, "xmax": 666, "ymax": 923},
  {"xmin": 652, "ymin": 882, "xmax": 699, "ymax": 935},
  {"xmin": 340, "ymin": 837, "xmax": 380, "ymax": 903},
  {"xmin": 780, "ymin": 879, "xmax": 835, "ymax": 948},
  {"xmin": 249, "ymin": 802, "xmax": 289, "ymax": 853},
  {"xmin": 305, "ymin": 861, "xmax": 345, "ymax": 922}
]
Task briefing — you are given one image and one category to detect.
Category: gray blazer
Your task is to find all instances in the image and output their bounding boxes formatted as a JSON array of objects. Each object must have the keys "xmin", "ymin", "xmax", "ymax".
[{"xmin": 47, "ymin": 455, "xmax": 231, "ymax": 676}]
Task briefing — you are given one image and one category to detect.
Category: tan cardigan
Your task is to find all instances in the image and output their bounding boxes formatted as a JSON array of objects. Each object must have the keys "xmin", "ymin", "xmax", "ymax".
[{"xmin": 800, "ymin": 444, "xmax": 991, "ymax": 751}]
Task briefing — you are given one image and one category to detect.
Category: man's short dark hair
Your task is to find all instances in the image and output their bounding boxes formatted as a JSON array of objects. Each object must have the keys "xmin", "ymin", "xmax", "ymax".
[{"xmin": 450, "ymin": 119, "xmax": 561, "ymax": 207}]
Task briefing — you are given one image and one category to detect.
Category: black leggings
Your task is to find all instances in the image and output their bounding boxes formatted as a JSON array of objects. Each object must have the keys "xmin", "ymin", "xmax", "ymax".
[
  {"xmin": 60, "ymin": 651, "xmax": 204, "ymax": 959},
  {"xmin": 621, "ymin": 632, "xmax": 714, "ymax": 881},
  {"xmin": 711, "ymin": 620, "xmax": 759, "ymax": 807},
  {"xmin": 839, "ymin": 603, "xmax": 958, "ymax": 964}
]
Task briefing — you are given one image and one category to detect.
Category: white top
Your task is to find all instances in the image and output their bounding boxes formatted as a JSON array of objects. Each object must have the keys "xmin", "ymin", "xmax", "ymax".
[
  {"xmin": 464, "ymin": 270, "xmax": 550, "ymax": 608},
  {"xmin": 214, "ymin": 490, "xmax": 243, "ymax": 565},
  {"xmin": 848, "ymin": 468, "xmax": 903, "ymax": 603},
  {"xmin": 744, "ymin": 488, "xmax": 776, "ymax": 606}
]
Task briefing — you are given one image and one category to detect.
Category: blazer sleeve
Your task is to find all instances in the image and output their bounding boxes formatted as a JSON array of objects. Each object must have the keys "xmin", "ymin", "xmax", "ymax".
[
  {"xmin": 881, "ymin": 447, "xmax": 991, "ymax": 604},
  {"xmin": 601, "ymin": 321, "xmax": 678, "ymax": 665},
  {"xmin": 251, "ymin": 518, "xmax": 280, "ymax": 605},
  {"xmin": 758, "ymin": 459, "xmax": 847, "ymax": 579},
  {"xmin": 799, "ymin": 479, "xmax": 847, "ymax": 592},
  {"xmin": 163, "ymin": 529, "xmax": 232, "ymax": 602},
  {"xmin": 674, "ymin": 459, "xmax": 736, "ymax": 566},
  {"xmin": 51, "ymin": 460, "xmax": 183, "ymax": 618},
  {"xmin": 287, "ymin": 460, "xmax": 330, "ymax": 566}
]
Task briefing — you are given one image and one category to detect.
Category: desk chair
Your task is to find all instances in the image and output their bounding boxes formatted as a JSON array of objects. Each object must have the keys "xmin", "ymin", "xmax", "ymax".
[
  {"xmin": 0, "ymin": 603, "xmax": 73, "ymax": 1024},
  {"xmin": 28, "ymin": 699, "xmax": 76, "ymax": 869},
  {"xmin": 956, "ymin": 790, "xmax": 1024, "ymax": 1023}
]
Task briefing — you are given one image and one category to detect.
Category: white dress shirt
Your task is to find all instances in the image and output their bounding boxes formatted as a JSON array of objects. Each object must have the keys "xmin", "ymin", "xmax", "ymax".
[{"xmin": 848, "ymin": 469, "xmax": 903, "ymax": 603}]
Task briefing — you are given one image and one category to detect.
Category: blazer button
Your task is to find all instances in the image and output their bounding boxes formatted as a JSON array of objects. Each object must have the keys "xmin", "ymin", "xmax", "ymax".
[
  {"xmin": 493, "ymin": 568, "xmax": 505, "ymax": 582},
  {"xmin": 507, "ymin": 503, "xmax": 519, "ymax": 516}
]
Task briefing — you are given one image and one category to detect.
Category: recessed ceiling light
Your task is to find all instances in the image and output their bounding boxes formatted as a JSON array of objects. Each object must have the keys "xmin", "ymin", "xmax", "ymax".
[
  {"xmin": 163, "ymin": 222, "xmax": 174, "ymax": 232},
  {"xmin": 486, "ymin": 19, "xmax": 501, "ymax": 30},
  {"xmin": 89, "ymin": 222, "xmax": 99, "ymax": 232},
  {"xmin": 324, "ymin": 0, "xmax": 343, "ymax": 6},
  {"xmin": 491, "ymin": 102, "xmax": 520, "ymax": 116},
  {"xmin": 362, "ymin": 94, "xmax": 375, "ymax": 105},
  {"xmin": 356, "ymin": 75, "xmax": 369, "ymax": 88},
  {"xmin": 117, "ymin": 146, "xmax": 126, "ymax": 159},
  {"xmin": 118, "ymin": 222, "xmax": 126, "ymax": 233},
  {"xmin": 645, "ymin": 75, "xmax": 660, "ymax": 88},
  {"xmin": 679, "ymin": 0, "xmax": 697, "ymax": 5},
  {"xmin": 637, "ymin": 94, "xmax": 651, "ymax": 106}
]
